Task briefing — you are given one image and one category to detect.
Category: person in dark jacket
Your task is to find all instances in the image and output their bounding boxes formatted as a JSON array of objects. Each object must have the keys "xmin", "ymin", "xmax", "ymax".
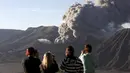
[
  {"xmin": 60, "ymin": 46, "xmax": 84, "ymax": 73},
  {"xmin": 42, "ymin": 51, "xmax": 59, "ymax": 73},
  {"xmin": 22, "ymin": 47, "xmax": 41, "ymax": 73}
]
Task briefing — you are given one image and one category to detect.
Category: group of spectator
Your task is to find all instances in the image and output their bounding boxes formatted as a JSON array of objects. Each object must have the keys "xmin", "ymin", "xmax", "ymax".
[{"xmin": 22, "ymin": 44, "xmax": 96, "ymax": 73}]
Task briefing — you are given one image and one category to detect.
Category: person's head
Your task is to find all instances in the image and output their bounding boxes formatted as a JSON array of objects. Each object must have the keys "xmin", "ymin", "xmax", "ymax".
[
  {"xmin": 65, "ymin": 45, "xmax": 74, "ymax": 57},
  {"xmin": 34, "ymin": 49, "xmax": 39, "ymax": 58},
  {"xmin": 84, "ymin": 44, "xmax": 92, "ymax": 53},
  {"xmin": 25, "ymin": 47, "xmax": 35, "ymax": 56},
  {"xmin": 42, "ymin": 52, "xmax": 53, "ymax": 69}
]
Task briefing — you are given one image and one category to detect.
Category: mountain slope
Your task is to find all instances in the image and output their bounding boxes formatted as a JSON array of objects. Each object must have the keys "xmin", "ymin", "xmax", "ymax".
[
  {"xmin": 97, "ymin": 28, "xmax": 130, "ymax": 71},
  {"xmin": 0, "ymin": 29, "xmax": 23, "ymax": 42},
  {"xmin": 0, "ymin": 26, "xmax": 58, "ymax": 52}
]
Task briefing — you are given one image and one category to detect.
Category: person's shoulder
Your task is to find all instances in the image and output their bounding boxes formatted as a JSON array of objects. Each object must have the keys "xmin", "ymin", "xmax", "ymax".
[
  {"xmin": 34, "ymin": 58, "xmax": 40, "ymax": 61},
  {"xmin": 74, "ymin": 57, "xmax": 83, "ymax": 64},
  {"xmin": 63, "ymin": 57, "xmax": 68, "ymax": 60},
  {"xmin": 24, "ymin": 57, "xmax": 29, "ymax": 60},
  {"xmin": 81, "ymin": 54, "xmax": 88, "ymax": 60},
  {"xmin": 74, "ymin": 56, "xmax": 79, "ymax": 59},
  {"xmin": 52, "ymin": 60, "xmax": 58, "ymax": 65},
  {"xmin": 35, "ymin": 57, "xmax": 40, "ymax": 60},
  {"xmin": 84, "ymin": 53, "xmax": 91, "ymax": 57},
  {"xmin": 35, "ymin": 58, "xmax": 41, "ymax": 63},
  {"xmin": 22, "ymin": 57, "xmax": 29, "ymax": 63},
  {"xmin": 84, "ymin": 53, "xmax": 93, "ymax": 59},
  {"xmin": 87, "ymin": 53, "xmax": 93, "ymax": 57},
  {"xmin": 75, "ymin": 56, "xmax": 81, "ymax": 61}
]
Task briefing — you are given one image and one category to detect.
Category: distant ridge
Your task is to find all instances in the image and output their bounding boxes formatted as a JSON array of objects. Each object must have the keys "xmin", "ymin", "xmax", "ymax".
[{"xmin": 0, "ymin": 29, "xmax": 23, "ymax": 42}]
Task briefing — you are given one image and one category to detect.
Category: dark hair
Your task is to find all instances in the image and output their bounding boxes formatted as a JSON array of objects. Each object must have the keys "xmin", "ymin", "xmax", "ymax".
[
  {"xmin": 28, "ymin": 47, "xmax": 35, "ymax": 56},
  {"xmin": 34, "ymin": 49, "xmax": 38, "ymax": 54},
  {"xmin": 67, "ymin": 45, "xmax": 74, "ymax": 56},
  {"xmin": 85, "ymin": 44, "xmax": 92, "ymax": 53},
  {"xmin": 34, "ymin": 49, "xmax": 39, "ymax": 57}
]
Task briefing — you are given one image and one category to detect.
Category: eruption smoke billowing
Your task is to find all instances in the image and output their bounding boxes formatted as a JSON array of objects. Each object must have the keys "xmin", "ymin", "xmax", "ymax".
[{"xmin": 55, "ymin": 0, "xmax": 130, "ymax": 43}]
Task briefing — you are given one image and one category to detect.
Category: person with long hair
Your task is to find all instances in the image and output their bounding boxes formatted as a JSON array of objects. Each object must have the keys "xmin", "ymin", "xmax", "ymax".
[
  {"xmin": 42, "ymin": 51, "xmax": 59, "ymax": 73},
  {"xmin": 60, "ymin": 46, "xmax": 84, "ymax": 73},
  {"xmin": 22, "ymin": 47, "xmax": 41, "ymax": 73}
]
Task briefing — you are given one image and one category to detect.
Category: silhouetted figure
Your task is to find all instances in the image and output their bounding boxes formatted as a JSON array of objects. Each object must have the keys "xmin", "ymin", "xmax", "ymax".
[
  {"xmin": 42, "ymin": 51, "xmax": 59, "ymax": 73},
  {"xmin": 22, "ymin": 47, "xmax": 41, "ymax": 73},
  {"xmin": 79, "ymin": 44, "xmax": 96, "ymax": 73},
  {"xmin": 60, "ymin": 46, "xmax": 83, "ymax": 73}
]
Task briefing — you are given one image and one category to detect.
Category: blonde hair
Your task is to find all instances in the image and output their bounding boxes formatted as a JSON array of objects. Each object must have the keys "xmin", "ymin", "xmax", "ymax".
[{"xmin": 42, "ymin": 52, "xmax": 53, "ymax": 69}]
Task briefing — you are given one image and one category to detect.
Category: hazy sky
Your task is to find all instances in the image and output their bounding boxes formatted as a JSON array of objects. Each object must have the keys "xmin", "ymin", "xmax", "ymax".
[{"xmin": 0, "ymin": 0, "xmax": 85, "ymax": 30}]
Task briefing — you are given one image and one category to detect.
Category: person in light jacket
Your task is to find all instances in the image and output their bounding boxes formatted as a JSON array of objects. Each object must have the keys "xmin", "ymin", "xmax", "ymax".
[{"xmin": 79, "ymin": 44, "xmax": 96, "ymax": 73}]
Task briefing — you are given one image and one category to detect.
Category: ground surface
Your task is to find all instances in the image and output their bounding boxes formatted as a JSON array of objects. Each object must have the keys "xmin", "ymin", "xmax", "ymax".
[
  {"xmin": 0, "ymin": 63, "xmax": 23, "ymax": 73},
  {"xmin": 0, "ymin": 63, "xmax": 129, "ymax": 73}
]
